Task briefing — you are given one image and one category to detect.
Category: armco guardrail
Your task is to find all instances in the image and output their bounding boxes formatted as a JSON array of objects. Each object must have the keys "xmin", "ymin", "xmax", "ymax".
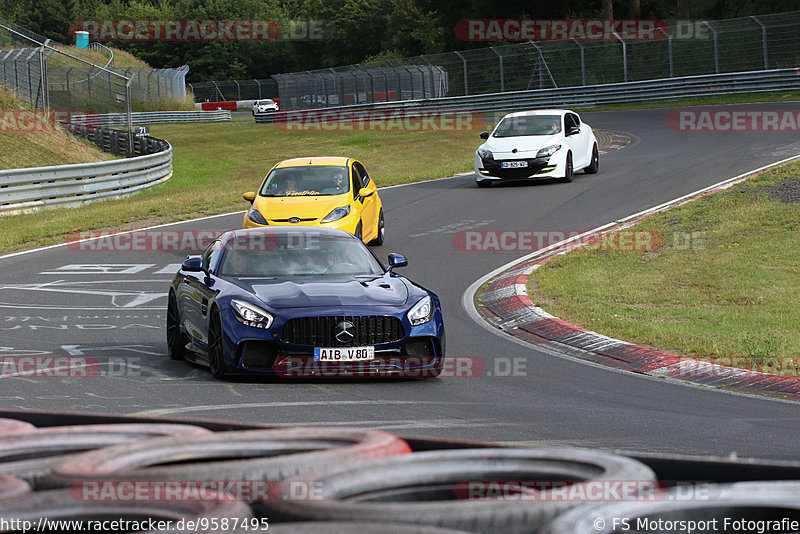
[
  {"xmin": 0, "ymin": 137, "xmax": 172, "ymax": 213},
  {"xmin": 71, "ymin": 109, "xmax": 231, "ymax": 128},
  {"xmin": 255, "ymin": 68, "xmax": 800, "ymax": 123}
]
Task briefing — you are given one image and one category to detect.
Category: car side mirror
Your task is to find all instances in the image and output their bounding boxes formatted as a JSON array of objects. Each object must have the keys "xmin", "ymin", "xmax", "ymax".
[
  {"xmin": 387, "ymin": 253, "xmax": 408, "ymax": 272},
  {"xmin": 243, "ymin": 191, "xmax": 256, "ymax": 203},
  {"xmin": 479, "ymin": 131, "xmax": 490, "ymax": 140},
  {"xmin": 358, "ymin": 187, "xmax": 374, "ymax": 198},
  {"xmin": 182, "ymin": 256, "xmax": 203, "ymax": 272},
  {"xmin": 567, "ymin": 126, "xmax": 580, "ymax": 136}
]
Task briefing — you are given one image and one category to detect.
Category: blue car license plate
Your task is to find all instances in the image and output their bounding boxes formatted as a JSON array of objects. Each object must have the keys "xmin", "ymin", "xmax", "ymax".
[{"xmin": 314, "ymin": 346, "xmax": 375, "ymax": 362}]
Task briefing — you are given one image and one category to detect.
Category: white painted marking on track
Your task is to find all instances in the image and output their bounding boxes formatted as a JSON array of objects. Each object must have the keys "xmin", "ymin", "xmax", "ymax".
[
  {"xmin": 40, "ymin": 264, "xmax": 156, "ymax": 275},
  {"xmin": 155, "ymin": 263, "xmax": 182, "ymax": 275},
  {"xmin": 132, "ymin": 400, "xmax": 489, "ymax": 416}
]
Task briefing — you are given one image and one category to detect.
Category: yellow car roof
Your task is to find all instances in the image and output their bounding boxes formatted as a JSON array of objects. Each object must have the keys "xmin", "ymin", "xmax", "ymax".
[{"xmin": 275, "ymin": 157, "xmax": 351, "ymax": 168}]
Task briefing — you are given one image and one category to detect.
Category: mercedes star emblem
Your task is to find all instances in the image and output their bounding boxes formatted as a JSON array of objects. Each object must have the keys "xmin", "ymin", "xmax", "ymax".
[{"xmin": 335, "ymin": 321, "xmax": 355, "ymax": 343}]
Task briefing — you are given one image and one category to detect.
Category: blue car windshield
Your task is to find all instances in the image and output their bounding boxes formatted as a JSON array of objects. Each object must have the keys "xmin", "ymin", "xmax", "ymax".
[
  {"xmin": 259, "ymin": 166, "xmax": 350, "ymax": 197},
  {"xmin": 492, "ymin": 115, "xmax": 562, "ymax": 137},
  {"xmin": 219, "ymin": 232, "xmax": 384, "ymax": 277}
]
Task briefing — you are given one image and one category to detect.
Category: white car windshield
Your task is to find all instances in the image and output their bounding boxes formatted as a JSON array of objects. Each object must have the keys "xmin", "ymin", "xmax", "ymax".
[{"xmin": 493, "ymin": 115, "xmax": 562, "ymax": 137}]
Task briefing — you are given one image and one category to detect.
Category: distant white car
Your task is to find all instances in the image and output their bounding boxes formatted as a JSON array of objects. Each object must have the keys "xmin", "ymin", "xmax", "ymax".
[
  {"xmin": 252, "ymin": 99, "xmax": 280, "ymax": 115},
  {"xmin": 474, "ymin": 109, "xmax": 599, "ymax": 187}
]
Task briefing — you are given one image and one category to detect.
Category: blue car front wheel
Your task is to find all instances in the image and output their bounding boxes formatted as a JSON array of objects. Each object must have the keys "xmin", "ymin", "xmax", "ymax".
[{"xmin": 208, "ymin": 309, "xmax": 228, "ymax": 379}]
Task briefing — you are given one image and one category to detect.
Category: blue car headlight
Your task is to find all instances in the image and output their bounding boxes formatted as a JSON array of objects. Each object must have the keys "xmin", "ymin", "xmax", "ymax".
[
  {"xmin": 231, "ymin": 299, "xmax": 273, "ymax": 329},
  {"xmin": 321, "ymin": 205, "xmax": 350, "ymax": 223},
  {"xmin": 407, "ymin": 295, "xmax": 434, "ymax": 326},
  {"xmin": 536, "ymin": 144, "xmax": 561, "ymax": 158},
  {"xmin": 248, "ymin": 208, "xmax": 268, "ymax": 225}
]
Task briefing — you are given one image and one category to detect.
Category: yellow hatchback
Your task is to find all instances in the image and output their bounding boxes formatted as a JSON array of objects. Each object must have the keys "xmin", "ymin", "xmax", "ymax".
[{"xmin": 242, "ymin": 157, "xmax": 385, "ymax": 245}]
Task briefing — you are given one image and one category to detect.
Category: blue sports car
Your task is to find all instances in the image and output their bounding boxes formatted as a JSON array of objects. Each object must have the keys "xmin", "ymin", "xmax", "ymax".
[{"xmin": 166, "ymin": 227, "xmax": 445, "ymax": 379}]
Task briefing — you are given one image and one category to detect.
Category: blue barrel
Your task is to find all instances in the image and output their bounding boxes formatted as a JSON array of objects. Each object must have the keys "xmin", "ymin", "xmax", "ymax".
[{"xmin": 75, "ymin": 31, "xmax": 89, "ymax": 49}]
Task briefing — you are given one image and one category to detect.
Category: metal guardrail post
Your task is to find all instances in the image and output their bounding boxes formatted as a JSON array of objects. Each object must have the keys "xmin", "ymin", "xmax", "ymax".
[
  {"xmin": 255, "ymin": 79, "xmax": 261, "ymax": 99},
  {"xmin": 703, "ymin": 22, "xmax": 720, "ymax": 74},
  {"xmin": 750, "ymin": 16, "xmax": 769, "ymax": 70},
  {"xmin": 490, "ymin": 47, "xmax": 504, "ymax": 93},
  {"xmin": 454, "ymin": 50, "xmax": 468, "ymax": 95},
  {"xmin": 234, "ymin": 80, "xmax": 241, "ymax": 101}
]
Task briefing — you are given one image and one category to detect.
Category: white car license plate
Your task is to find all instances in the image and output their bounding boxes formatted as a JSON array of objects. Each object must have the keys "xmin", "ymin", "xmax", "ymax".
[
  {"xmin": 501, "ymin": 161, "xmax": 528, "ymax": 168},
  {"xmin": 314, "ymin": 346, "xmax": 375, "ymax": 362}
]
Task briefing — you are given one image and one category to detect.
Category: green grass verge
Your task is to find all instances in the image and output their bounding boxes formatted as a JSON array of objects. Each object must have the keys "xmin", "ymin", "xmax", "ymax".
[
  {"xmin": 2, "ymin": 89, "xmax": 799, "ymax": 255},
  {"xmin": 0, "ymin": 123, "xmax": 479, "ymax": 253},
  {"xmin": 527, "ymin": 160, "xmax": 800, "ymax": 376}
]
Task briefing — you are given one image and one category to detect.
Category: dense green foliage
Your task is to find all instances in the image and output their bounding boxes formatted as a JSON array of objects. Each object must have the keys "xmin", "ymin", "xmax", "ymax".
[{"xmin": 1, "ymin": 0, "xmax": 796, "ymax": 81}]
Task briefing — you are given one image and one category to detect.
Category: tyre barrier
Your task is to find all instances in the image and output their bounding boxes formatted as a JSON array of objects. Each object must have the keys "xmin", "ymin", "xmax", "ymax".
[
  {"xmin": 266, "ymin": 521, "xmax": 481, "ymax": 534},
  {"xmin": 0, "ymin": 488, "xmax": 252, "ymax": 533},
  {"xmin": 0, "ymin": 418, "xmax": 35, "ymax": 435},
  {"xmin": 259, "ymin": 448, "xmax": 658, "ymax": 534},
  {"xmin": 0, "ymin": 413, "xmax": 796, "ymax": 534},
  {"xmin": 43, "ymin": 427, "xmax": 411, "ymax": 490},
  {"xmin": 0, "ymin": 423, "xmax": 211, "ymax": 487},
  {"xmin": 538, "ymin": 481, "xmax": 800, "ymax": 533},
  {"xmin": 0, "ymin": 474, "xmax": 30, "ymax": 499}
]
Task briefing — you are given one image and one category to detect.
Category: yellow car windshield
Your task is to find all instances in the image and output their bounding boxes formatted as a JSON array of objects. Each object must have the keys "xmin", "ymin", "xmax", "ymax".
[{"xmin": 260, "ymin": 166, "xmax": 350, "ymax": 197}]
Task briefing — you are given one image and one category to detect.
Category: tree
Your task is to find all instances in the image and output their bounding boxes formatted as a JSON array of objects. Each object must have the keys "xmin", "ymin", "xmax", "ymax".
[
  {"xmin": 603, "ymin": 0, "xmax": 613, "ymax": 19},
  {"xmin": 677, "ymin": 0, "xmax": 691, "ymax": 18}
]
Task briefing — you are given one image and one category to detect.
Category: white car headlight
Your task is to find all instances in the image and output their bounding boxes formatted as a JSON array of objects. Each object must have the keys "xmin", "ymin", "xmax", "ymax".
[
  {"xmin": 408, "ymin": 295, "xmax": 434, "ymax": 326},
  {"xmin": 231, "ymin": 299, "xmax": 273, "ymax": 329},
  {"xmin": 536, "ymin": 144, "xmax": 562, "ymax": 158},
  {"xmin": 321, "ymin": 205, "xmax": 351, "ymax": 223},
  {"xmin": 477, "ymin": 147, "xmax": 494, "ymax": 160}
]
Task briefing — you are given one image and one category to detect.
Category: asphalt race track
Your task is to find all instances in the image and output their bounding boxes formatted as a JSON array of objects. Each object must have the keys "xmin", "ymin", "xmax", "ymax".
[{"xmin": 2, "ymin": 103, "xmax": 800, "ymax": 461}]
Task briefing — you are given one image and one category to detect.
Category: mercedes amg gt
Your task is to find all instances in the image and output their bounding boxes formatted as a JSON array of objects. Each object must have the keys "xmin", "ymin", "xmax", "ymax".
[{"xmin": 166, "ymin": 227, "xmax": 445, "ymax": 379}]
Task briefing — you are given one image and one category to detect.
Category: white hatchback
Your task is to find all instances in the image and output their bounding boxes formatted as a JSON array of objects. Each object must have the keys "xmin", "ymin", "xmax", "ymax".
[
  {"xmin": 474, "ymin": 110, "xmax": 599, "ymax": 187},
  {"xmin": 252, "ymin": 99, "xmax": 280, "ymax": 115}
]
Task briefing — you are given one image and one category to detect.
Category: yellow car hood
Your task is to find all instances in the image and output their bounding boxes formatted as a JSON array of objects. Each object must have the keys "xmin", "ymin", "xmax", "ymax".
[{"xmin": 254, "ymin": 194, "xmax": 348, "ymax": 220}]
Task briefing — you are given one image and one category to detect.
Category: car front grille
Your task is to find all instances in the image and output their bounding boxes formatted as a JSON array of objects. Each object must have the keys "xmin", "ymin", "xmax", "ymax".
[{"xmin": 281, "ymin": 316, "xmax": 405, "ymax": 346}]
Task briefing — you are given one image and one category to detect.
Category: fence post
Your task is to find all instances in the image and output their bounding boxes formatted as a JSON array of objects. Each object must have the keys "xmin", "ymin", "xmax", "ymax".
[
  {"xmin": 750, "ymin": 16, "xmax": 769, "ymax": 70},
  {"xmin": 454, "ymin": 50, "xmax": 468, "ymax": 95},
  {"xmin": 255, "ymin": 79, "xmax": 262, "ymax": 98},
  {"xmin": 489, "ymin": 47, "xmax": 504, "ymax": 92},
  {"xmin": 702, "ymin": 22, "xmax": 719, "ymax": 73},
  {"xmin": 38, "ymin": 40, "xmax": 49, "ymax": 110},
  {"xmin": 420, "ymin": 55, "xmax": 435, "ymax": 97},
  {"xmin": 234, "ymin": 80, "xmax": 241, "ymax": 101},
  {"xmin": 572, "ymin": 39, "xmax": 586, "ymax": 86},
  {"xmin": 612, "ymin": 32, "xmax": 628, "ymax": 82}
]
